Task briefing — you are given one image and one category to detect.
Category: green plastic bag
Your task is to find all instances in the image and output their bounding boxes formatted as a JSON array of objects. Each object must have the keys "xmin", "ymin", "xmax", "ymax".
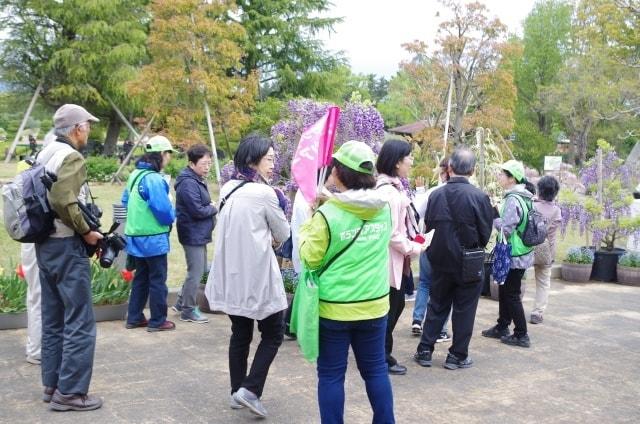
[{"xmin": 289, "ymin": 268, "xmax": 319, "ymax": 362}]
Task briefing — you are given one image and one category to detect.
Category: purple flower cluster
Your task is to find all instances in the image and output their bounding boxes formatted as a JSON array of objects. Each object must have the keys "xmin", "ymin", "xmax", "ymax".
[
  {"xmin": 220, "ymin": 162, "xmax": 236, "ymax": 186},
  {"xmin": 560, "ymin": 145, "xmax": 640, "ymax": 250},
  {"xmin": 270, "ymin": 99, "xmax": 386, "ymax": 189}
]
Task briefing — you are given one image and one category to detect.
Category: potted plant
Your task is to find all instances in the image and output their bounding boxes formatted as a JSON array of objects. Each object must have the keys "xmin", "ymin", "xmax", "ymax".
[
  {"xmin": 617, "ymin": 251, "xmax": 640, "ymax": 286},
  {"xmin": 561, "ymin": 247, "xmax": 594, "ymax": 282},
  {"xmin": 559, "ymin": 140, "xmax": 640, "ymax": 282},
  {"xmin": 0, "ymin": 261, "xmax": 131, "ymax": 330},
  {"xmin": 281, "ymin": 267, "xmax": 298, "ymax": 305}
]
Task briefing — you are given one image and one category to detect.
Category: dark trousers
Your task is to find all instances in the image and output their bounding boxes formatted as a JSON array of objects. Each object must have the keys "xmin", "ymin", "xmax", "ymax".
[
  {"xmin": 497, "ymin": 268, "xmax": 528, "ymax": 337},
  {"xmin": 127, "ymin": 255, "xmax": 168, "ymax": 328},
  {"xmin": 318, "ymin": 316, "xmax": 395, "ymax": 424},
  {"xmin": 36, "ymin": 236, "xmax": 96, "ymax": 395},
  {"xmin": 228, "ymin": 311, "xmax": 284, "ymax": 398},
  {"xmin": 385, "ymin": 272, "xmax": 409, "ymax": 366},
  {"xmin": 418, "ymin": 269, "xmax": 483, "ymax": 360}
]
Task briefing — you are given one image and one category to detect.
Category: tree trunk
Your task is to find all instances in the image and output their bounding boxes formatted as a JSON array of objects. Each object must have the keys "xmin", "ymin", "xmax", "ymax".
[
  {"xmin": 537, "ymin": 112, "xmax": 548, "ymax": 135},
  {"xmin": 103, "ymin": 116, "xmax": 122, "ymax": 157}
]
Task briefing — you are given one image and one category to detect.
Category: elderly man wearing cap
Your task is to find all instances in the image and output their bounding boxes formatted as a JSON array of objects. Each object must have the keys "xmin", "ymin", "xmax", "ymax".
[
  {"xmin": 122, "ymin": 135, "xmax": 177, "ymax": 332},
  {"xmin": 35, "ymin": 104, "xmax": 104, "ymax": 411},
  {"xmin": 414, "ymin": 148, "xmax": 496, "ymax": 370}
]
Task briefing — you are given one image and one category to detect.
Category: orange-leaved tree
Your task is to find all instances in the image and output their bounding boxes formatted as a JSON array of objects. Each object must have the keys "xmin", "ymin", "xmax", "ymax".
[{"xmin": 128, "ymin": 0, "xmax": 257, "ymax": 147}]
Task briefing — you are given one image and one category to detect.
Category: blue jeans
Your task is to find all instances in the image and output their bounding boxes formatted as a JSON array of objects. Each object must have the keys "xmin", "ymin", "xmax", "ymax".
[
  {"xmin": 127, "ymin": 254, "xmax": 168, "ymax": 328},
  {"xmin": 413, "ymin": 252, "xmax": 449, "ymax": 333},
  {"xmin": 318, "ymin": 316, "xmax": 395, "ymax": 424}
]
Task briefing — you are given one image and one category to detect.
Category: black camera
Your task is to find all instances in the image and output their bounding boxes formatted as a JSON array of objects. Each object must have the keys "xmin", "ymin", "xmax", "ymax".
[
  {"xmin": 98, "ymin": 230, "xmax": 127, "ymax": 268},
  {"xmin": 79, "ymin": 202, "xmax": 127, "ymax": 268}
]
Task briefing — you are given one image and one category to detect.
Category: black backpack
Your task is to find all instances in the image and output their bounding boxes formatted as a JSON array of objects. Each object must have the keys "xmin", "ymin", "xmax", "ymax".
[{"xmin": 508, "ymin": 194, "xmax": 547, "ymax": 247}]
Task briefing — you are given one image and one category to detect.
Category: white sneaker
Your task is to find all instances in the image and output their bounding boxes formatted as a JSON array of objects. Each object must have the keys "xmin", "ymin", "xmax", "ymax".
[
  {"xmin": 405, "ymin": 293, "xmax": 416, "ymax": 302},
  {"xmin": 233, "ymin": 387, "xmax": 267, "ymax": 418},
  {"xmin": 26, "ymin": 355, "xmax": 41, "ymax": 365},
  {"xmin": 230, "ymin": 393, "xmax": 245, "ymax": 409},
  {"xmin": 436, "ymin": 332, "xmax": 451, "ymax": 343},
  {"xmin": 411, "ymin": 323, "xmax": 422, "ymax": 336}
]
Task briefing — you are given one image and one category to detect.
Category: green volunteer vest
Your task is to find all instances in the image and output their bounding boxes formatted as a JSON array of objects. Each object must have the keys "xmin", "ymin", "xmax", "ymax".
[
  {"xmin": 124, "ymin": 169, "xmax": 170, "ymax": 237},
  {"xmin": 315, "ymin": 201, "xmax": 391, "ymax": 320},
  {"xmin": 501, "ymin": 194, "xmax": 533, "ymax": 257}
]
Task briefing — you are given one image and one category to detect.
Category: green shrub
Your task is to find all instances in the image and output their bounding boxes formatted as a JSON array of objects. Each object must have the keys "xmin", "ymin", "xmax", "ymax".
[
  {"xmin": 565, "ymin": 247, "xmax": 594, "ymax": 264},
  {"xmin": 619, "ymin": 252, "xmax": 640, "ymax": 268},
  {"xmin": 164, "ymin": 156, "xmax": 187, "ymax": 178},
  {"xmin": 0, "ymin": 266, "xmax": 27, "ymax": 313},
  {"xmin": 85, "ymin": 156, "xmax": 121, "ymax": 182}
]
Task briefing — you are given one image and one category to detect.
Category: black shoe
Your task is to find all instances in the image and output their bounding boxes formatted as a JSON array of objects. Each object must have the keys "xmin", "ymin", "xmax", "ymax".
[
  {"xmin": 413, "ymin": 350, "xmax": 432, "ymax": 367},
  {"xmin": 444, "ymin": 353, "xmax": 474, "ymax": 370},
  {"xmin": 388, "ymin": 363, "xmax": 407, "ymax": 375},
  {"xmin": 49, "ymin": 390, "xmax": 103, "ymax": 411},
  {"xmin": 481, "ymin": 325, "xmax": 510, "ymax": 339},
  {"xmin": 501, "ymin": 334, "xmax": 531, "ymax": 348}
]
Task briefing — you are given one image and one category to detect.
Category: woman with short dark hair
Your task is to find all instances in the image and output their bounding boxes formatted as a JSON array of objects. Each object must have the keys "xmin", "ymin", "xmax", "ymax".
[
  {"xmin": 530, "ymin": 175, "xmax": 562, "ymax": 324},
  {"xmin": 205, "ymin": 133, "xmax": 290, "ymax": 418},
  {"xmin": 375, "ymin": 139, "xmax": 427, "ymax": 375},
  {"xmin": 172, "ymin": 144, "xmax": 217, "ymax": 323}
]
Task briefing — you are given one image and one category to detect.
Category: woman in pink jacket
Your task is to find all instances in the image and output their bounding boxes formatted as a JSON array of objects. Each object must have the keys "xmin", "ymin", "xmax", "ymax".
[{"xmin": 376, "ymin": 139, "xmax": 428, "ymax": 375}]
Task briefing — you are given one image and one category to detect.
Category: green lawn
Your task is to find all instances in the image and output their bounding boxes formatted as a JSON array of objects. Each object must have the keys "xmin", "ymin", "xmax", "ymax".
[
  {"xmin": 0, "ymin": 161, "xmax": 219, "ymax": 287},
  {"xmin": 0, "ymin": 161, "xmax": 630, "ymax": 282}
]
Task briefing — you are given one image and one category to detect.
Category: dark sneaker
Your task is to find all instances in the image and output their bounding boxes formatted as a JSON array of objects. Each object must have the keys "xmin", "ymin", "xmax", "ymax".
[
  {"xmin": 43, "ymin": 386, "xmax": 55, "ymax": 403},
  {"xmin": 411, "ymin": 322, "xmax": 422, "ymax": 336},
  {"xmin": 481, "ymin": 325, "xmax": 510, "ymax": 339},
  {"xmin": 436, "ymin": 332, "xmax": 451, "ymax": 343},
  {"xmin": 125, "ymin": 318, "xmax": 148, "ymax": 329},
  {"xmin": 284, "ymin": 330, "xmax": 297, "ymax": 340},
  {"xmin": 413, "ymin": 350, "xmax": 433, "ymax": 367},
  {"xmin": 444, "ymin": 353, "xmax": 474, "ymax": 370},
  {"xmin": 388, "ymin": 363, "xmax": 407, "ymax": 375},
  {"xmin": 229, "ymin": 393, "xmax": 245, "ymax": 409},
  {"xmin": 501, "ymin": 334, "xmax": 531, "ymax": 348},
  {"xmin": 233, "ymin": 387, "xmax": 267, "ymax": 418},
  {"xmin": 49, "ymin": 390, "xmax": 103, "ymax": 411},
  {"xmin": 180, "ymin": 308, "xmax": 209, "ymax": 324},
  {"xmin": 147, "ymin": 320, "xmax": 176, "ymax": 332},
  {"xmin": 530, "ymin": 314, "xmax": 543, "ymax": 324},
  {"xmin": 171, "ymin": 303, "xmax": 182, "ymax": 313}
]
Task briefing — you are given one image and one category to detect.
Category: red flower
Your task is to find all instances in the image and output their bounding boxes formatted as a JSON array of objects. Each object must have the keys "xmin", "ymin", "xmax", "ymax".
[
  {"xmin": 120, "ymin": 269, "xmax": 134, "ymax": 283},
  {"xmin": 16, "ymin": 264, "xmax": 25, "ymax": 280}
]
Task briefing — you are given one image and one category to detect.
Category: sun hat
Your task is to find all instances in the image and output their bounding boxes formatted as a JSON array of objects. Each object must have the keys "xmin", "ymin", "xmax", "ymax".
[
  {"xmin": 501, "ymin": 159, "xmax": 526, "ymax": 183},
  {"xmin": 145, "ymin": 135, "xmax": 177, "ymax": 153},
  {"xmin": 332, "ymin": 140, "xmax": 376, "ymax": 175}
]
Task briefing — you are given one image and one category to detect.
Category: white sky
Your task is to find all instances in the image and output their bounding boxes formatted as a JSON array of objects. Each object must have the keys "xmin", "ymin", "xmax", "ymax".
[{"xmin": 322, "ymin": 0, "xmax": 538, "ymax": 77}]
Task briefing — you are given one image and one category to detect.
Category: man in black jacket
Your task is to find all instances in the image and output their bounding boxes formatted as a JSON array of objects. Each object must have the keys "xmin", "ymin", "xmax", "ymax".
[{"xmin": 413, "ymin": 148, "xmax": 496, "ymax": 370}]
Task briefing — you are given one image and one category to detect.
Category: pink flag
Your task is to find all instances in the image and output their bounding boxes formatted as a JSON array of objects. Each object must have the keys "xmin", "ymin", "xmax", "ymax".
[{"xmin": 291, "ymin": 107, "xmax": 341, "ymax": 204}]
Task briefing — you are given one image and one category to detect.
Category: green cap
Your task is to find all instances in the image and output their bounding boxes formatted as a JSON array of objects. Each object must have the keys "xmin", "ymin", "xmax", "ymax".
[
  {"xmin": 333, "ymin": 140, "xmax": 376, "ymax": 175},
  {"xmin": 501, "ymin": 159, "xmax": 526, "ymax": 183},
  {"xmin": 145, "ymin": 135, "xmax": 177, "ymax": 153}
]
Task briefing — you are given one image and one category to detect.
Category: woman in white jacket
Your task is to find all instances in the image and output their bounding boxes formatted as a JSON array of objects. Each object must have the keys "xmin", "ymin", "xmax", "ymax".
[{"xmin": 205, "ymin": 134, "xmax": 290, "ymax": 418}]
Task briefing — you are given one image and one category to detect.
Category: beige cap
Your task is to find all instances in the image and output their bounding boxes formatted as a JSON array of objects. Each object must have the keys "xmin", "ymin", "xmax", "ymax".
[{"xmin": 53, "ymin": 104, "xmax": 99, "ymax": 129}]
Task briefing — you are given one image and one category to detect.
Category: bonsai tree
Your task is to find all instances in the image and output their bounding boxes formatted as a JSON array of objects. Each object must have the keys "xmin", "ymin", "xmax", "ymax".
[{"xmin": 559, "ymin": 140, "xmax": 640, "ymax": 251}]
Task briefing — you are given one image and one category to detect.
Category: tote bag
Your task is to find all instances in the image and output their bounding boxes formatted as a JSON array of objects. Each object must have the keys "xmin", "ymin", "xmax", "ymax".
[
  {"xmin": 289, "ymin": 268, "xmax": 319, "ymax": 362},
  {"xmin": 492, "ymin": 228, "xmax": 512, "ymax": 285}
]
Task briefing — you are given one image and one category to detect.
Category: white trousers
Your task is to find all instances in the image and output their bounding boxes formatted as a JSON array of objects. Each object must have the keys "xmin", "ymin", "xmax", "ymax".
[{"xmin": 22, "ymin": 243, "xmax": 41, "ymax": 359}]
